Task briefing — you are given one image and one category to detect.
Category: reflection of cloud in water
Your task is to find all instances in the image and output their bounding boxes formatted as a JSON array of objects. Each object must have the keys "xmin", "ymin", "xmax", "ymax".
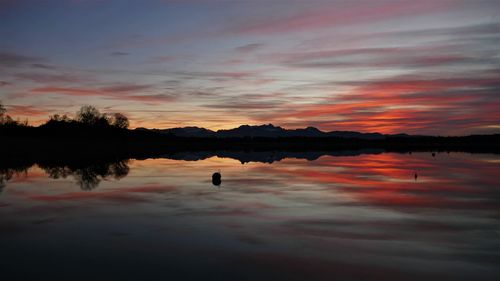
[{"xmin": 0, "ymin": 152, "xmax": 499, "ymax": 280}]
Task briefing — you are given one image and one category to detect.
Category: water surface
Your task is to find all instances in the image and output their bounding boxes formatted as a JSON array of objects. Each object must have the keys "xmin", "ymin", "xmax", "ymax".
[{"xmin": 1, "ymin": 152, "xmax": 499, "ymax": 280}]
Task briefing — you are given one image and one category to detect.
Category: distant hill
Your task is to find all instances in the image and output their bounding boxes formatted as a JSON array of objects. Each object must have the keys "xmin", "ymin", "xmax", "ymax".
[{"xmin": 139, "ymin": 124, "xmax": 392, "ymax": 140}]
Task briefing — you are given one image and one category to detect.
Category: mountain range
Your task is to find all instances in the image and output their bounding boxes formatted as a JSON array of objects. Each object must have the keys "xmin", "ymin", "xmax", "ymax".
[{"xmin": 137, "ymin": 124, "xmax": 409, "ymax": 140}]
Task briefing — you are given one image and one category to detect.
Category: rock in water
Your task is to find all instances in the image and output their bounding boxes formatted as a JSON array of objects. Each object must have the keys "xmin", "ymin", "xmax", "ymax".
[{"xmin": 212, "ymin": 172, "xmax": 221, "ymax": 186}]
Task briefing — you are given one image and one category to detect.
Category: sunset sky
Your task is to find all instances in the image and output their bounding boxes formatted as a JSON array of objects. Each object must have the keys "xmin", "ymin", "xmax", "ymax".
[{"xmin": 0, "ymin": 0, "xmax": 499, "ymax": 135}]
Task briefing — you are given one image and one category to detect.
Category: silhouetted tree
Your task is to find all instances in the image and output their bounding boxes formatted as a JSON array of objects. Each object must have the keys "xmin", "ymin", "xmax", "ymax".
[
  {"xmin": 49, "ymin": 114, "xmax": 61, "ymax": 122},
  {"xmin": 0, "ymin": 101, "xmax": 21, "ymax": 126},
  {"xmin": 49, "ymin": 114, "xmax": 70, "ymax": 122},
  {"xmin": 111, "ymin": 113, "xmax": 129, "ymax": 129},
  {"xmin": 76, "ymin": 105, "xmax": 107, "ymax": 126},
  {"xmin": 0, "ymin": 101, "xmax": 8, "ymax": 125},
  {"xmin": 96, "ymin": 113, "xmax": 111, "ymax": 127},
  {"xmin": 0, "ymin": 101, "xmax": 5, "ymax": 117},
  {"xmin": 2, "ymin": 115, "xmax": 13, "ymax": 124}
]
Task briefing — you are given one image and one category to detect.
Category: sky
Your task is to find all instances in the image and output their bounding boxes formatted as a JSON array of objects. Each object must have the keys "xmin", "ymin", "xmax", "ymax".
[{"xmin": 0, "ymin": 0, "xmax": 499, "ymax": 135}]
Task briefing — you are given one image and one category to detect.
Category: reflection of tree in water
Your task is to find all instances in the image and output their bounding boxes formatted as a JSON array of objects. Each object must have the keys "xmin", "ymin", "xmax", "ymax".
[
  {"xmin": 74, "ymin": 166, "xmax": 103, "ymax": 191},
  {"xmin": 109, "ymin": 161, "xmax": 130, "ymax": 180},
  {"xmin": 0, "ymin": 173, "xmax": 6, "ymax": 193},
  {"xmin": 40, "ymin": 160, "xmax": 130, "ymax": 190},
  {"xmin": 0, "ymin": 167, "xmax": 29, "ymax": 194}
]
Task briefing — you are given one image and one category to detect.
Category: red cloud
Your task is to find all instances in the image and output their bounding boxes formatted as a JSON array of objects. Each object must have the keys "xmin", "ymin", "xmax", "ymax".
[
  {"xmin": 257, "ymin": 74, "xmax": 500, "ymax": 134},
  {"xmin": 6, "ymin": 105, "xmax": 50, "ymax": 117}
]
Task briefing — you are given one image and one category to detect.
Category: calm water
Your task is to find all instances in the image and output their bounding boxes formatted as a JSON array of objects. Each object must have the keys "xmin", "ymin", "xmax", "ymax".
[{"xmin": 1, "ymin": 152, "xmax": 499, "ymax": 280}]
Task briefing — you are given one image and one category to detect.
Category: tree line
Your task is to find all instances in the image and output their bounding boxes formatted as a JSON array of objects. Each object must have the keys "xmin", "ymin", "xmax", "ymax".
[
  {"xmin": 0, "ymin": 102, "xmax": 129, "ymax": 129},
  {"xmin": 0, "ymin": 101, "xmax": 28, "ymax": 127}
]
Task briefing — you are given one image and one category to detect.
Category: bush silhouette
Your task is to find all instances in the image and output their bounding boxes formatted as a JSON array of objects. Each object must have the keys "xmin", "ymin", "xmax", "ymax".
[
  {"xmin": 111, "ymin": 113, "xmax": 129, "ymax": 129},
  {"xmin": 76, "ymin": 105, "xmax": 108, "ymax": 126},
  {"xmin": 0, "ymin": 101, "xmax": 5, "ymax": 117},
  {"xmin": 0, "ymin": 100, "xmax": 26, "ymax": 127}
]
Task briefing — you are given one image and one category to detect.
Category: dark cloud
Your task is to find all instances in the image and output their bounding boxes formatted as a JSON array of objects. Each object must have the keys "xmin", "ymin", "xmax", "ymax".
[
  {"xmin": 109, "ymin": 51, "xmax": 130, "ymax": 56},
  {"xmin": 27, "ymin": 84, "xmax": 177, "ymax": 104},
  {"xmin": 31, "ymin": 63, "xmax": 56, "ymax": 69},
  {"xmin": 100, "ymin": 84, "xmax": 152, "ymax": 92},
  {"xmin": 234, "ymin": 43, "xmax": 264, "ymax": 53},
  {"xmin": 175, "ymin": 70, "xmax": 256, "ymax": 80},
  {"xmin": 267, "ymin": 46, "xmax": 499, "ymax": 70},
  {"xmin": 147, "ymin": 56, "xmax": 176, "ymax": 63},
  {"xmin": 0, "ymin": 51, "xmax": 42, "ymax": 68},
  {"xmin": 14, "ymin": 72, "xmax": 83, "ymax": 83}
]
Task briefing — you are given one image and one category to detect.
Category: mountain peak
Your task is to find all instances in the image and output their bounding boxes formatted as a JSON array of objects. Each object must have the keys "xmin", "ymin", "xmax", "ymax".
[{"xmin": 154, "ymin": 124, "xmax": 386, "ymax": 139}]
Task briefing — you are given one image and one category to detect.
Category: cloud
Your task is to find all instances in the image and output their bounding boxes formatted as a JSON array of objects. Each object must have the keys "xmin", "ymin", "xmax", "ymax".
[
  {"xmin": 109, "ymin": 51, "xmax": 130, "ymax": 56},
  {"xmin": 29, "ymin": 84, "xmax": 177, "ymax": 104},
  {"xmin": 5, "ymin": 105, "xmax": 49, "ymax": 117},
  {"xmin": 125, "ymin": 94, "xmax": 177, "ymax": 103},
  {"xmin": 262, "ymin": 44, "xmax": 498, "ymax": 70},
  {"xmin": 203, "ymin": 100, "xmax": 280, "ymax": 110},
  {"xmin": 202, "ymin": 93, "xmax": 286, "ymax": 110},
  {"xmin": 31, "ymin": 63, "xmax": 56, "ymax": 69},
  {"xmin": 234, "ymin": 43, "xmax": 264, "ymax": 53},
  {"xmin": 373, "ymin": 22, "xmax": 500, "ymax": 39},
  {"xmin": 175, "ymin": 70, "xmax": 257, "ymax": 79},
  {"xmin": 147, "ymin": 55, "xmax": 176, "ymax": 63},
  {"xmin": 0, "ymin": 51, "xmax": 42, "ymax": 68},
  {"xmin": 232, "ymin": 0, "xmax": 455, "ymax": 35},
  {"xmin": 14, "ymin": 72, "xmax": 83, "ymax": 83},
  {"xmin": 99, "ymin": 84, "xmax": 152, "ymax": 92},
  {"xmin": 256, "ymin": 71, "xmax": 500, "ymax": 135}
]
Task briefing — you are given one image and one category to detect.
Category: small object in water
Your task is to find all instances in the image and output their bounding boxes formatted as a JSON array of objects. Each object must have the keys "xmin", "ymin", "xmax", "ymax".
[
  {"xmin": 212, "ymin": 172, "xmax": 221, "ymax": 186},
  {"xmin": 432, "ymin": 152, "xmax": 436, "ymax": 157},
  {"xmin": 414, "ymin": 173, "xmax": 418, "ymax": 181}
]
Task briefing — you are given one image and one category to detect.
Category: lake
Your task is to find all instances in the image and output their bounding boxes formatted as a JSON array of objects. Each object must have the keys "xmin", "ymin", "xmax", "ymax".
[{"xmin": 1, "ymin": 152, "xmax": 499, "ymax": 280}]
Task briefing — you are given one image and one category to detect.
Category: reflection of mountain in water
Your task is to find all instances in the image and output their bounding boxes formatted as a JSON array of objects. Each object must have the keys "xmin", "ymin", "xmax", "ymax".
[
  {"xmin": 0, "ymin": 150, "xmax": 387, "ymax": 192},
  {"xmin": 161, "ymin": 149, "xmax": 385, "ymax": 164}
]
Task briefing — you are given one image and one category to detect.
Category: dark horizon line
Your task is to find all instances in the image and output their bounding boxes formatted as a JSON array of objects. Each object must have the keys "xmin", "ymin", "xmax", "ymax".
[
  {"xmin": 1, "ymin": 103, "xmax": 498, "ymax": 138},
  {"xmin": 136, "ymin": 123, "xmax": 500, "ymax": 138},
  {"xmin": 3, "ymin": 119, "xmax": 500, "ymax": 138}
]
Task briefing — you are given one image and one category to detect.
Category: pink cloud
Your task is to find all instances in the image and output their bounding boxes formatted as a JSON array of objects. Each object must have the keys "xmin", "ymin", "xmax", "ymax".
[
  {"xmin": 233, "ymin": 0, "xmax": 455, "ymax": 35},
  {"xmin": 256, "ymin": 72, "xmax": 500, "ymax": 135},
  {"xmin": 6, "ymin": 105, "xmax": 50, "ymax": 117}
]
